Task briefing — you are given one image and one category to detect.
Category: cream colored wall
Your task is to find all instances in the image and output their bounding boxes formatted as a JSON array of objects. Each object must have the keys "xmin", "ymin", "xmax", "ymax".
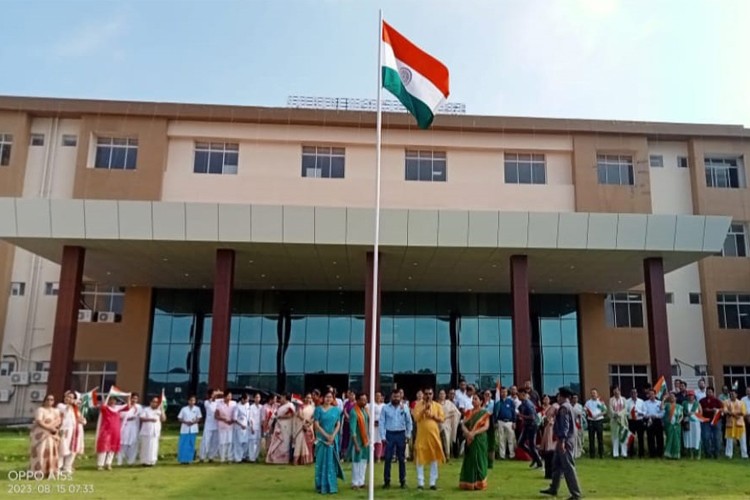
[
  {"xmin": 162, "ymin": 122, "xmax": 576, "ymax": 211},
  {"xmin": 648, "ymin": 141, "xmax": 693, "ymax": 215}
]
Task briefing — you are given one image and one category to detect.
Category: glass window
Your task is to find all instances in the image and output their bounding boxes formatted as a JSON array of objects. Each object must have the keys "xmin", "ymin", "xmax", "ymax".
[
  {"xmin": 705, "ymin": 156, "xmax": 745, "ymax": 189},
  {"xmin": 261, "ymin": 316, "xmax": 279, "ymax": 345},
  {"xmin": 30, "ymin": 133, "xmax": 44, "ymax": 146},
  {"xmin": 648, "ymin": 155, "xmax": 664, "ymax": 167},
  {"xmin": 479, "ymin": 346, "xmax": 500, "ymax": 374},
  {"xmin": 71, "ymin": 361, "xmax": 118, "ymax": 392},
  {"xmin": 722, "ymin": 365, "xmax": 750, "ymax": 393},
  {"xmin": 459, "ymin": 346, "xmax": 479, "ymax": 374},
  {"xmin": 62, "ymin": 135, "xmax": 77, "ymax": 147},
  {"xmin": 393, "ymin": 317, "xmax": 415, "ymax": 344},
  {"xmin": 404, "ymin": 150, "xmax": 447, "ymax": 182},
  {"xmin": 722, "ymin": 223, "xmax": 748, "ymax": 257},
  {"xmin": 415, "ymin": 346, "xmax": 437, "ymax": 373},
  {"xmin": 305, "ymin": 345, "xmax": 326, "ymax": 373},
  {"xmin": 677, "ymin": 156, "xmax": 688, "ymax": 168},
  {"xmin": 437, "ymin": 345, "xmax": 451, "ymax": 373},
  {"xmin": 167, "ymin": 344, "xmax": 190, "ymax": 373},
  {"xmin": 689, "ymin": 293, "xmax": 701, "ymax": 305},
  {"xmin": 504, "ymin": 153, "xmax": 546, "ymax": 184},
  {"xmin": 393, "ymin": 345, "xmax": 415, "ymax": 373},
  {"xmin": 379, "ymin": 345, "xmax": 393, "ymax": 373},
  {"xmin": 81, "ymin": 284, "xmax": 125, "ymax": 315},
  {"xmin": 717, "ymin": 293, "xmax": 750, "ymax": 329},
  {"xmin": 327, "ymin": 346, "xmax": 349, "ymax": 373},
  {"xmin": 259, "ymin": 345, "xmax": 277, "ymax": 372},
  {"xmin": 596, "ymin": 154, "xmax": 634, "ymax": 186},
  {"xmin": 542, "ymin": 346, "xmax": 563, "ymax": 373},
  {"xmin": 239, "ymin": 315, "xmax": 263, "ymax": 344},
  {"xmin": 478, "ymin": 317, "xmax": 500, "ymax": 345},
  {"xmin": 609, "ymin": 364, "xmax": 650, "ymax": 394},
  {"xmin": 0, "ymin": 134, "xmax": 12, "ymax": 166},
  {"xmin": 328, "ymin": 317, "xmax": 351, "ymax": 344},
  {"xmin": 306, "ymin": 316, "xmax": 328, "ymax": 344},
  {"xmin": 193, "ymin": 142, "xmax": 239, "ymax": 175},
  {"xmin": 10, "ymin": 282, "xmax": 25, "ymax": 297},
  {"xmin": 94, "ymin": 137, "xmax": 138, "ymax": 170},
  {"xmin": 605, "ymin": 293, "xmax": 644, "ymax": 328},
  {"xmin": 540, "ymin": 319, "xmax": 562, "ymax": 345},
  {"xmin": 301, "ymin": 146, "xmax": 345, "ymax": 178},
  {"xmin": 238, "ymin": 345, "xmax": 261, "ymax": 373},
  {"xmin": 350, "ymin": 345, "xmax": 364, "ymax": 373},
  {"xmin": 460, "ymin": 317, "xmax": 479, "ymax": 345},
  {"xmin": 415, "ymin": 317, "xmax": 437, "ymax": 345}
]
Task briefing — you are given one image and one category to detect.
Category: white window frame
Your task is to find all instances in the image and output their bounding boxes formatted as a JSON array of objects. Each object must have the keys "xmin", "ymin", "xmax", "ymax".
[
  {"xmin": 605, "ymin": 292, "xmax": 644, "ymax": 328},
  {"xmin": 71, "ymin": 361, "xmax": 117, "ymax": 392},
  {"xmin": 61, "ymin": 135, "xmax": 77, "ymax": 147},
  {"xmin": 81, "ymin": 284, "xmax": 125, "ymax": 314},
  {"xmin": 609, "ymin": 364, "xmax": 650, "ymax": 393},
  {"xmin": 30, "ymin": 133, "xmax": 45, "ymax": 146},
  {"xmin": 649, "ymin": 155, "xmax": 664, "ymax": 168},
  {"xmin": 0, "ymin": 359, "xmax": 16, "ymax": 376},
  {"xmin": 597, "ymin": 154, "xmax": 635, "ymax": 186},
  {"xmin": 689, "ymin": 293, "xmax": 701, "ymax": 305},
  {"xmin": 34, "ymin": 361, "xmax": 50, "ymax": 372},
  {"xmin": 677, "ymin": 156, "xmax": 689, "ymax": 168},
  {"xmin": 665, "ymin": 293, "xmax": 674, "ymax": 304},
  {"xmin": 0, "ymin": 134, "xmax": 12, "ymax": 166},
  {"xmin": 721, "ymin": 223, "xmax": 748, "ymax": 257},
  {"xmin": 723, "ymin": 365, "xmax": 750, "ymax": 393},
  {"xmin": 93, "ymin": 136, "xmax": 138, "ymax": 170},
  {"xmin": 705, "ymin": 155, "xmax": 745, "ymax": 189},
  {"xmin": 10, "ymin": 282, "xmax": 25, "ymax": 297},
  {"xmin": 301, "ymin": 146, "xmax": 345, "ymax": 179},
  {"xmin": 716, "ymin": 293, "xmax": 750, "ymax": 329},
  {"xmin": 405, "ymin": 150, "xmax": 447, "ymax": 182},
  {"xmin": 44, "ymin": 282, "xmax": 60, "ymax": 296},
  {"xmin": 193, "ymin": 142, "xmax": 239, "ymax": 175},
  {"xmin": 504, "ymin": 153, "xmax": 546, "ymax": 184}
]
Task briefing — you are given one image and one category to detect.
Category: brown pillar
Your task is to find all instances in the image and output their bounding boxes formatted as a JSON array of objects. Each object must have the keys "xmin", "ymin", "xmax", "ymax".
[
  {"xmin": 511, "ymin": 255, "xmax": 532, "ymax": 386},
  {"xmin": 48, "ymin": 246, "xmax": 85, "ymax": 399},
  {"xmin": 208, "ymin": 249, "xmax": 235, "ymax": 390},
  {"xmin": 364, "ymin": 252, "xmax": 382, "ymax": 393},
  {"xmin": 644, "ymin": 257, "xmax": 672, "ymax": 389}
]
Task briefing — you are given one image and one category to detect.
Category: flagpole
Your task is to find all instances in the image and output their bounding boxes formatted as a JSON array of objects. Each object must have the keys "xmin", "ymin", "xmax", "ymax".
[{"xmin": 367, "ymin": 8, "xmax": 383, "ymax": 500}]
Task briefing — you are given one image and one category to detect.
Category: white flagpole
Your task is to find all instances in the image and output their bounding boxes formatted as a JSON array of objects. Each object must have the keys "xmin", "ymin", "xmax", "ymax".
[{"xmin": 367, "ymin": 8, "xmax": 383, "ymax": 500}]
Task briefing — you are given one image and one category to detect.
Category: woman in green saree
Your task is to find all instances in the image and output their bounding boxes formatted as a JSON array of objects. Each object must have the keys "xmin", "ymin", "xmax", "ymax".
[
  {"xmin": 663, "ymin": 393, "xmax": 683, "ymax": 460},
  {"xmin": 459, "ymin": 394, "xmax": 491, "ymax": 491}
]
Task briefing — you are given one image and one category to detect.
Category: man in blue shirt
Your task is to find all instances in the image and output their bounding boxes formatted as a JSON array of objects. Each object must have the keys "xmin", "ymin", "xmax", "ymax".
[
  {"xmin": 493, "ymin": 386, "xmax": 517, "ymax": 459},
  {"xmin": 518, "ymin": 389, "xmax": 542, "ymax": 468},
  {"xmin": 379, "ymin": 390, "xmax": 413, "ymax": 489}
]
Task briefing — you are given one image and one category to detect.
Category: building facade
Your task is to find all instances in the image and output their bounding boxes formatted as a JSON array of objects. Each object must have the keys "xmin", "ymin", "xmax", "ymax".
[{"xmin": 0, "ymin": 95, "xmax": 747, "ymax": 420}]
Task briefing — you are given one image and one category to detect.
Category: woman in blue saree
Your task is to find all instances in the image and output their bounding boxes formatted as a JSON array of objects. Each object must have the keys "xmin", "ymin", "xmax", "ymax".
[{"xmin": 314, "ymin": 392, "xmax": 344, "ymax": 494}]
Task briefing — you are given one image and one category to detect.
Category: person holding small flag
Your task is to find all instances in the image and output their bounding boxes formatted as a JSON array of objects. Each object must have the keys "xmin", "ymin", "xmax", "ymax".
[
  {"xmin": 699, "ymin": 386, "xmax": 723, "ymax": 459},
  {"xmin": 625, "ymin": 388, "xmax": 645, "ymax": 458},
  {"xmin": 139, "ymin": 395, "xmax": 166, "ymax": 466},
  {"xmin": 682, "ymin": 390, "xmax": 703, "ymax": 458},
  {"xmin": 609, "ymin": 386, "xmax": 629, "ymax": 458},
  {"xmin": 643, "ymin": 389, "xmax": 665, "ymax": 458},
  {"xmin": 584, "ymin": 388, "xmax": 606, "ymax": 459},
  {"xmin": 663, "ymin": 393, "xmax": 683, "ymax": 459},
  {"xmin": 57, "ymin": 390, "xmax": 86, "ymax": 474},
  {"xmin": 348, "ymin": 393, "xmax": 370, "ymax": 489},
  {"xmin": 96, "ymin": 386, "xmax": 130, "ymax": 471},
  {"xmin": 723, "ymin": 390, "xmax": 748, "ymax": 459},
  {"xmin": 117, "ymin": 393, "xmax": 141, "ymax": 466}
]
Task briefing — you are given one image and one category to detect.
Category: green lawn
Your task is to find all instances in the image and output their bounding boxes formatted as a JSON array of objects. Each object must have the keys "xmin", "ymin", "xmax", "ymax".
[{"xmin": 0, "ymin": 429, "xmax": 748, "ymax": 499}]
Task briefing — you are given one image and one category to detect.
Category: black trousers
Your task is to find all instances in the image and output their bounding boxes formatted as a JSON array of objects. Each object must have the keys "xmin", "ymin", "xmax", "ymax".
[
  {"xmin": 519, "ymin": 425, "xmax": 541, "ymax": 465},
  {"xmin": 587, "ymin": 419, "xmax": 603, "ymax": 458},
  {"xmin": 542, "ymin": 450, "xmax": 554, "ymax": 479},
  {"xmin": 628, "ymin": 419, "xmax": 645, "ymax": 458},
  {"xmin": 646, "ymin": 418, "xmax": 664, "ymax": 458}
]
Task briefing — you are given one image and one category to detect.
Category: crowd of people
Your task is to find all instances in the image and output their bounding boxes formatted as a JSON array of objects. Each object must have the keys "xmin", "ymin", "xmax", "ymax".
[{"xmin": 27, "ymin": 377, "xmax": 748, "ymax": 498}]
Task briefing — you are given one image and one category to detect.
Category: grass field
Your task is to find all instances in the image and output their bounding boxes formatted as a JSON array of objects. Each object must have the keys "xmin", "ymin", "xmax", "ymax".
[{"xmin": 0, "ymin": 429, "xmax": 749, "ymax": 499}]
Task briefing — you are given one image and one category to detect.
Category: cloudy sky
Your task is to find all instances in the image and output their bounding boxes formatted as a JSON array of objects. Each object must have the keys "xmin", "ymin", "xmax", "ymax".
[{"xmin": 1, "ymin": 0, "xmax": 748, "ymax": 126}]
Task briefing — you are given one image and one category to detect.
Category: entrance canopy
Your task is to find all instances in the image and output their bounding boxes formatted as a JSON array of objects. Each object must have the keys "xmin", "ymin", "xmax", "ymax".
[{"xmin": 0, "ymin": 197, "xmax": 731, "ymax": 293}]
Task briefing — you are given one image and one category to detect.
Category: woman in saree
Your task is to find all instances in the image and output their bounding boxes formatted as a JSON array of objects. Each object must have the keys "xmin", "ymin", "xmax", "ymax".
[
  {"xmin": 340, "ymin": 390, "xmax": 356, "ymax": 460},
  {"xmin": 266, "ymin": 393, "xmax": 296, "ymax": 464},
  {"xmin": 438, "ymin": 389, "xmax": 460, "ymax": 463},
  {"xmin": 540, "ymin": 395, "xmax": 558, "ymax": 479},
  {"xmin": 682, "ymin": 391, "xmax": 702, "ymax": 459},
  {"xmin": 314, "ymin": 392, "xmax": 344, "ymax": 494},
  {"xmin": 481, "ymin": 389, "xmax": 497, "ymax": 469},
  {"xmin": 663, "ymin": 392, "xmax": 683, "ymax": 459},
  {"xmin": 293, "ymin": 394, "xmax": 315, "ymax": 465},
  {"xmin": 459, "ymin": 394, "xmax": 491, "ymax": 491},
  {"xmin": 30, "ymin": 393, "xmax": 61, "ymax": 478},
  {"xmin": 58, "ymin": 390, "xmax": 86, "ymax": 473}
]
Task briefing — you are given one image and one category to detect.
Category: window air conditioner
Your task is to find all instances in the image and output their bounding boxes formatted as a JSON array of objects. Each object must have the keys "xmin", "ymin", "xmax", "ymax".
[
  {"xmin": 97, "ymin": 311, "xmax": 117, "ymax": 323},
  {"xmin": 0, "ymin": 390, "xmax": 10, "ymax": 403},
  {"xmin": 10, "ymin": 372, "xmax": 29, "ymax": 385},
  {"xmin": 30, "ymin": 371, "xmax": 48, "ymax": 384},
  {"xmin": 78, "ymin": 309, "xmax": 93, "ymax": 322},
  {"xmin": 29, "ymin": 390, "xmax": 44, "ymax": 403}
]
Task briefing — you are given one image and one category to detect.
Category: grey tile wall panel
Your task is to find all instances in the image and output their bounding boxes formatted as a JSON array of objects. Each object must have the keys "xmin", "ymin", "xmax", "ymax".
[
  {"xmin": 251, "ymin": 205, "xmax": 283, "ymax": 242},
  {"xmin": 702, "ymin": 215, "xmax": 732, "ymax": 252},
  {"xmin": 83, "ymin": 200, "xmax": 119, "ymax": 239},
  {"xmin": 587, "ymin": 213, "xmax": 617, "ymax": 249},
  {"xmin": 0, "ymin": 198, "xmax": 17, "ymax": 236},
  {"xmin": 152, "ymin": 202, "xmax": 186, "ymax": 241},
  {"xmin": 616, "ymin": 214, "xmax": 648, "ymax": 250},
  {"xmin": 674, "ymin": 215, "xmax": 705, "ymax": 251},
  {"xmin": 15, "ymin": 199, "xmax": 51, "ymax": 238},
  {"xmin": 528, "ymin": 212, "xmax": 559, "ymax": 248},
  {"xmin": 645, "ymin": 215, "xmax": 676, "ymax": 251},
  {"xmin": 118, "ymin": 201, "xmax": 153, "ymax": 240},
  {"xmin": 315, "ymin": 207, "xmax": 347, "ymax": 244},
  {"xmin": 346, "ymin": 208, "xmax": 375, "ymax": 245},
  {"xmin": 50, "ymin": 199, "xmax": 85, "ymax": 239},
  {"xmin": 557, "ymin": 213, "xmax": 588, "ymax": 249},
  {"xmin": 218, "ymin": 204, "xmax": 252, "ymax": 242},
  {"xmin": 468, "ymin": 211, "xmax": 499, "ymax": 247},
  {"xmin": 381, "ymin": 209, "xmax": 409, "ymax": 246},
  {"xmin": 283, "ymin": 206, "xmax": 315, "ymax": 244},
  {"xmin": 185, "ymin": 203, "xmax": 219, "ymax": 241},
  {"xmin": 497, "ymin": 212, "xmax": 528, "ymax": 248},
  {"xmin": 438, "ymin": 210, "xmax": 469, "ymax": 247},
  {"xmin": 408, "ymin": 210, "xmax": 439, "ymax": 246}
]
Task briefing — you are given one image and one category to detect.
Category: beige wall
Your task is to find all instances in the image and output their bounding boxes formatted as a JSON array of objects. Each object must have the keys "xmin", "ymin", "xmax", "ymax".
[
  {"xmin": 73, "ymin": 115, "xmax": 167, "ymax": 200},
  {"xmin": 74, "ymin": 287, "xmax": 153, "ymax": 394},
  {"xmin": 578, "ymin": 293, "xmax": 650, "ymax": 394},
  {"xmin": 688, "ymin": 138, "xmax": 750, "ymax": 219},
  {"xmin": 572, "ymin": 134, "xmax": 652, "ymax": 213},
  {"xmin": 0, "ymin": 111, "xmax": 29, "ymax": 365}
]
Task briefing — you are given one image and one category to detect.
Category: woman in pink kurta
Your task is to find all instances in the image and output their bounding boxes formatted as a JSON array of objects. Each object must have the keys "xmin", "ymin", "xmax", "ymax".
[{"xmin": 96, "ymin": 397, "xmax": 127, "ymax": 470}]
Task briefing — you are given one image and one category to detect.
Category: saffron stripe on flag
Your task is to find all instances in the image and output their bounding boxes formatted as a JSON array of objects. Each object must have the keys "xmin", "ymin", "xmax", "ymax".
[{"xmin": 382, "ymin": 21, "xmax": 449, "ymax": 97}]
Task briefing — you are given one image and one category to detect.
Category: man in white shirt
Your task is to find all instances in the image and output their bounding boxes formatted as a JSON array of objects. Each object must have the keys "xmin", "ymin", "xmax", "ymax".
[
  {"xmin": 199, "ymin": 389, "xmax": 220, "ymax": 462},
  {"xmin": 609, "ymin": 386, "xmax": 628, "ymax": 458},
  {"xmin": 695, "ymin": 378, "xmax": 707, "ymax": 402},
  {"xmin": 584, "ymin": 388, "xmax": 605, "ymax": 459},
  {"xmin": 139, "ymin": 396, "xmax": 166, "ymax": 466},
  {"xmin": 117, "ymin": 393, "xmax": 141, "ymax": 466},
  {"xmin": 248, "ymin": 393, "xmax": 263, "ymax": 462},
  {"xmin": 232, "ymin": 393, "xmax": 251, "ymax": 463},
  {"xmin": 454, "ymin": 380, "xmax": 472, "ymax": 414},
  {"xmin": 177, "ymin": 395, "xmax": 202, "ymax": 464},
  {"xmin": 215, "ymin": 391, "xmax": 236, "ymax": 463},
  {"xmin": 625, "ymin": 388, "xmax": 645, "ymax": 458},
  {"xmin": 643, "ymin": 389, "xmax": 664, "ymax": 457},
  {"xmin": 570, "ymin": 394, "xmax": 585, "ymax": 459}
]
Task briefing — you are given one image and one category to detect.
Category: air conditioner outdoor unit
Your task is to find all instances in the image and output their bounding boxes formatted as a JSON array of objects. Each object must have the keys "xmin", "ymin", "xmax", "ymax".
[
  {"xmin": 10, "ymin": 372, "xmax": 29, "ymax": 385},
  {"xmin": 0, "ymin": 390, "xmax": 10, "ymax": 403},
  {"xmin": 97, "ymin": 311, "xmax": 117, "ymax": 323},
  {"xmin": 29, "ymin": 390, "xmax": 44, "ymax": 403},
  {"xmin": 78, "ymin": 309, "xmax": 93, "ymax": 322},
  {"xmin": 30, "ymin": 371, "xmax": 48, "ymax": 384}
]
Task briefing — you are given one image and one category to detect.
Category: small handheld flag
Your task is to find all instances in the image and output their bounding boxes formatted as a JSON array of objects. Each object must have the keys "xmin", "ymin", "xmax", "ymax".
[
  {"xmin": 159, "ymin": 388, "xmax": 167, "ymax": 413},
  {"xmin": 653, "ymin": 376, "xmax": 667, "ymax": 399},
  {"xmin": 105, "ymin": 385, "xmax": 131, "ymax": 403}
]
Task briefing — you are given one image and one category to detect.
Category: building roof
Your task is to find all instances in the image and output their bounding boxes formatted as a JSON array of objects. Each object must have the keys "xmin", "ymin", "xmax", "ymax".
[{"xmin": 0, "ymin": 95, "xmax": 748, "ymax": 140}]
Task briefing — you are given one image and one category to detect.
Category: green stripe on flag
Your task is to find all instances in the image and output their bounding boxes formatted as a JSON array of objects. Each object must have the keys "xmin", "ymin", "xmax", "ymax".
[{"xmin": 382, "ymin": 67, "xmax": 435, "ymax": 129}]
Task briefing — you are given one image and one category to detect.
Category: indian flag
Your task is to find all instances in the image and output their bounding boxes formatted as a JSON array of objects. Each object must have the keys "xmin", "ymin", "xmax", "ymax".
[
  {"xmin": 711, "ymin": 410, "xmax": 722, "ymax": 426},
  {"xmin": 382, "ymin": 20, "xmax": 449, "ymax": 129},
  {"xmin": 106, "ymin": 385, "xmax": 130, "ymax": 401},
  {"xmin": 78, "ymin": 387, "xmax": 98, "ymax": 419},
  {"xmin": 159, "ymin": 388, "xmax": 167, "ymax": 412},
  {"xmin": 653, "ymin": 376, "xmax": 667, "ymax": 400}
]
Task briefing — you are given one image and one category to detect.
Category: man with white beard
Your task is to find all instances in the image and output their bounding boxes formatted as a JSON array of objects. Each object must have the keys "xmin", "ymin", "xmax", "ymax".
[
  {"xmin": 118, "ymin": 393, "xmax": 142, "ymax": 466},
  {"xmin": 248, "ymin": 393, "xmax": 263, "ymax": 462},
  {"xmin": 199, "ymin": 389, "xmax": 220, "ymax": 462},
  {"xmin": 233, "ymin": 393, "xmax": 251, "ymax": 463}
]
